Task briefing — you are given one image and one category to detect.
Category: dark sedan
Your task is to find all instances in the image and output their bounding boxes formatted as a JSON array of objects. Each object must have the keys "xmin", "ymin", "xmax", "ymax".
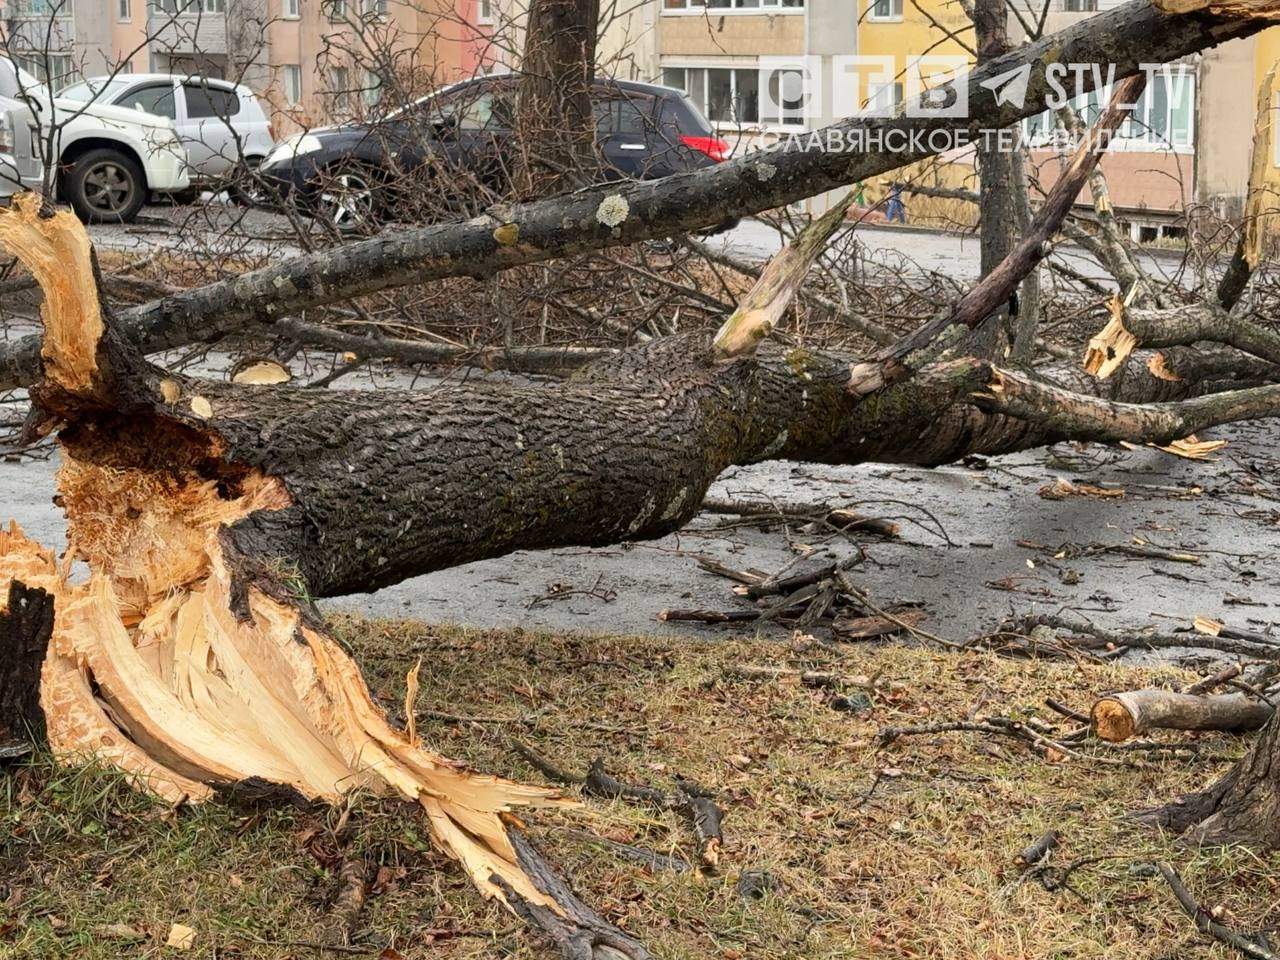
[{"xmin": 260, "ymin": 75, "xmax": 732, "ymax": 230}]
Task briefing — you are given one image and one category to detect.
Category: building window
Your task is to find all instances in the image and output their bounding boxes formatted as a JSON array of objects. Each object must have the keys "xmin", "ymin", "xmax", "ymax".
[
  {"xmin": 15, "ymin": 54, "xmax": 75, "ymax": 88},
  {"xmin": 662, "ymin": 65, "xmax": 805, "ymax": 129},
  {"xmin": 477, "ymin": 0, "xmax": 493, "ymax": 21},
  {"xmin": 9, "ymin": 0, "xmax": 70, "ymax": 15},
  {"xmin": 1024, "ymin": 71, "xmax": 1196, "ymax": 152},
  {"xmin": 865, "ymin": 80, "xmax": 903, "ymax": 115},
  {"xmin": 151, "ymin": 0, "xmax": 226, "ymax": 12},
  {"xmin": 328, "ymin": 65, "xmax": 350, "ymax": 112},
  {"xmin": 118, "ymin": 0, "xmax": 131, "ymax": 19},
  {"xmin": 283, "ymin": 64, "xmax": 302, "ymax": 105},
  {"xmin": 325, "ymin": 0, "xmax": 346, "ymax": 16},
  {"xmin": 867, "ymin": 0, "xmax": 903, "ymax": 21},
  {"xmin": 1062, "ymin": 0, "xmax": 1097, "ymax": 8},
  {"xmin": 362, "ymin": 69, "xmax": 382, "ymax": 106},
  {"xmin": 284, "ymin": 0, "xmax": 299, "ymax": 16},
  {"xmin": 664, "ymin": 0, "xmax": 803, "ymax": 10},
  {"xmin": 361, "ymin": 0, "xmax": 387, "ymax": 15}
]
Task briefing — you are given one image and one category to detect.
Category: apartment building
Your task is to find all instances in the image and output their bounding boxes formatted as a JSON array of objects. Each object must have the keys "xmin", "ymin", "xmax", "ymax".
[
  {"xmin": 643, "ymin": 0, "xmax": 1280, "ymax": 231},
  {"xmin": 0, "ymin": 0, "xmax": 472, "ymax": 129}
]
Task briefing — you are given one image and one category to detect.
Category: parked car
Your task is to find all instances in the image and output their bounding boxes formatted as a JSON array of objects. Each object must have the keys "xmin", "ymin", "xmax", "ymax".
[
  {"xmin": 0, "ymin": 57, "xmax": 189, "ymax": 223},
  {"xmin": 260, "ymin": 76, "xmax": 732, "ymax": 231},
  {"xmin": 0, "ymin": 95, "xmax": 44, "ymax": 200},
  {"xmin": 59, "ymin": 74, "xmax": 276, "ymax": 204}
]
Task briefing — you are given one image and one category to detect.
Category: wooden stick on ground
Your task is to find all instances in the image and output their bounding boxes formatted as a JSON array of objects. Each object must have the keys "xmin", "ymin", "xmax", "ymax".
[{"xmin": 1092, "ymin": 690, "xmax": 1273, "ymax": 742}]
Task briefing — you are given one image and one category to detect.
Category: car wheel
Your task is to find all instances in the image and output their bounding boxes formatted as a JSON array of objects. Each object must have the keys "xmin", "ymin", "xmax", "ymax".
[
  {"xmin": 65, "ymin": 149, "xmax": 147, "ymax": 224},
  {"xmin": 315, "ymin": 166, "xmax": 377, "ymax": 232},
  {"xmin": 229, "ymin": 158, "xmax": 269, "ymax": 207}
]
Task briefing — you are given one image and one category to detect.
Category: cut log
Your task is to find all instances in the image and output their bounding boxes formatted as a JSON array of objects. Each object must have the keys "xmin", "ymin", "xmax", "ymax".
[{"xmin": 1092, "ymin": 690, "xmax": 1273, "ymax": 742}]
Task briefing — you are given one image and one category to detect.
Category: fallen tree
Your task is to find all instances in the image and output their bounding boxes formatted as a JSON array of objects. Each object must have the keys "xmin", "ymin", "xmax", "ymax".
[{"xmin": 5, "ymin": 23, "xmax": 1280, "ymax": 960}]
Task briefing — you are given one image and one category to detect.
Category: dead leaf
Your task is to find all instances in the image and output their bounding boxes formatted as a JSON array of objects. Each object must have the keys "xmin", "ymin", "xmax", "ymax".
[{"xmin": 166, "ymin": 923, "xmax": 197, "ymax": 950}]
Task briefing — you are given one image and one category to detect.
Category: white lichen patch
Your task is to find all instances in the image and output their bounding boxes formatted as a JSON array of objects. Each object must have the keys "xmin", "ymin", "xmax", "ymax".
[
  {"xmin": 754, "ymin": 162, "xmax": 777, "ymax": 182},
  {"xmin": 659, "ymin": 487, "xmax": 689, "ymax": 522},
  {"xmin": 626, "ymin": 492, "xmax": 657, "ymax": 535},
  {"xmin": 595, "ymin": 194, "xmax": 630, "ymax": 228}
]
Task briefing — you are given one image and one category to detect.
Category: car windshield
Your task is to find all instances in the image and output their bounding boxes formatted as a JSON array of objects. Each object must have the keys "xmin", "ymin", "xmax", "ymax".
[
  {"xmin": 59, "ymin": 78, "xmax": 133, "ymax": 104},
  {"xmin": 384, "ymin": 80, "xmax": 467, "ymax": 121}
]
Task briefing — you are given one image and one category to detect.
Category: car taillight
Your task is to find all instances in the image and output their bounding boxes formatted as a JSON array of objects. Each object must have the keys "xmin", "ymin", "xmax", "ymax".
[{"xmin": 680, "ymin": 135, "xmax": 730, "ymax": 162}]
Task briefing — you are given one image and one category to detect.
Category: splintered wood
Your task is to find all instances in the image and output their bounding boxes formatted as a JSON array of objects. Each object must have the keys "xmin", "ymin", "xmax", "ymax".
[
  {"xmin": 1082, "ymin": 295, "xmax": 1137, "ymax": 379},
  {"xmin": 0, "ymin": 202, "xmax": 573, "ymax": 921},
  {"xmin": 0, "ymin": 195, "xmax": 104, "ymax": 395}
]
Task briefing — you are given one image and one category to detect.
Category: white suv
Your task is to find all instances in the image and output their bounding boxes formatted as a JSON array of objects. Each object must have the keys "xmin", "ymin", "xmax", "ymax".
[
  {"xmin": 60, "ymin": 74, "xmax": 276, "ymax": 204},
  {"xmin": 0, "ymin": 98, "xmax": 42, "ymax": 200},
  {"xmin": 0, "ymin": 57, "xmax": 190, "ymax": 223}
]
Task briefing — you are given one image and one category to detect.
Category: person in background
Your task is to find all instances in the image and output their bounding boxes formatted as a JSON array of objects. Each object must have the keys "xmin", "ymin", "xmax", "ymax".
[{"xmin": 885, "ymin": 181, "xmax": 907, "ymax": 224}]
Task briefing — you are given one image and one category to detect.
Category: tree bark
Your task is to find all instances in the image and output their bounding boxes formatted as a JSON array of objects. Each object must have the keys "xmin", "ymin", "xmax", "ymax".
[
  {"xmin": 0, "ymin": 579, "xmax": 54, "ymax": 755},
  {"xmin": 973, "ymin": 0, "xmax": 1017, "ymax": 357},
  {"xmin": 1092, "ymin": 690, "xmax": 1273, "ymax": 742},
  {"xmin": 516, "ymin": 0, "xmax": 602, "ymax": 195}
]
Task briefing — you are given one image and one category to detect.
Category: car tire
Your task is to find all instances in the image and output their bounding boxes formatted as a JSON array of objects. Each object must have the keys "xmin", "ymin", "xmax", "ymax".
[
  {"xmin": 65, "ymin": 148, "xmax": 147, "ymax": 224},
  {"xmin": 315, "ymin": 164, "xmax": 378, "ymax": 233}
]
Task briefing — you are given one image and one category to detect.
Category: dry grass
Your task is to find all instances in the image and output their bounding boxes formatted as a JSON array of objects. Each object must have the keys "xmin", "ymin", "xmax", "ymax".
[{"xmin": 2, "ymin": 620, "xmax": 1277, "ymax": 958}]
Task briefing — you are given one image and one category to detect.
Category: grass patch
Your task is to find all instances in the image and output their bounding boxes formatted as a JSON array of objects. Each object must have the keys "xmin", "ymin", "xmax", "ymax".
[{"xmin": 2, "ymin": 619, "xmax": 1277, "ymax": 958}]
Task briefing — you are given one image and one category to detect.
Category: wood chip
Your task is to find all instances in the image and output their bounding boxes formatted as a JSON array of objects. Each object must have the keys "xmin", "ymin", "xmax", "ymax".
[
  {"xmin": 158, "ymin": 379, "xmax": 180, "ymax": 405},
  {"xmin": 1037, "ymin": 478, "xmax": 1124, "ymax": 500},
  {"xmin": 166, "ymin": 923, "xmax": 197, "ymax": 950},
  {"xmin": 1082, "ymin": 298, "xmax": 1138, "ymax": 379},
  {"xmin": 1157, "ymin": 435, "xmax": 1227, "ymax": 460},
  {"xmin": 189, "ymin": 396, "xmax": 213, "ymax": 419},
  {"xmin": 1194, "ymin": 616, "xmax": 1224, "ymax": 637},
  {"xmin": 832, "ymin": 610, "xmax": 926, "ymax": 639},
  {"xmin": 231, "ymin": 360, "xmax": 291, "ymax": 385}
]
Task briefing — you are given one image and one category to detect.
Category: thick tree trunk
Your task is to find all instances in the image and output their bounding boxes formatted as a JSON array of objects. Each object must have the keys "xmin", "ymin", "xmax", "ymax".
[
  {"xmin": 1144, "ymin": 714, "xmax": 1280, "ymax": 849},
  {"xmin": 0, "ymin": 0, "xmax": 1274, "ymax": 393},
  {"xmin": 516, "ymin": 0, "xmax": 602, "ymax": 195},
  {"xmin": 973, "ymin": 0, "xmax": 1017, "ymax": 357}
]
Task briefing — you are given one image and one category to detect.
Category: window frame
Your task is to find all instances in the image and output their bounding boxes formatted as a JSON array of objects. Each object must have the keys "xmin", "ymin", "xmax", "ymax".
[
  {"xmin": 118, "ymin": 0, "xmax": 131, "ymax": 21},
  {"xmin": 866, "ymin": 0, "xmax": 904, "ymax": 23},
  {"xmin": 662, "ymin": 0, "xmax": 804, "ymax": 14},
  {"xmin": 476, "ymin": 0, "xmax": 493, "ymax": 23},
  {"xmin": 661, "ymin": 62, "xmax": 806, "ymax": 132},
  {"xmin": 1021, "ymin": 71, "xmax": 1196, "ymax": 154},
  {"xmin": 282, "ymin": 64, "xmax": 302, "ymax": 106},
  {"xmin": 283, "ymin": 0, "xmax": 300, "ymax": 17}
]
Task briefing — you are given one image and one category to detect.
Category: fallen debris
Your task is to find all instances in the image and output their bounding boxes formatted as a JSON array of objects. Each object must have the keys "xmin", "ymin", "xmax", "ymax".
[{"xmin": 1092, "ymin": 691, "xmax": 1273, "ymax": 742}]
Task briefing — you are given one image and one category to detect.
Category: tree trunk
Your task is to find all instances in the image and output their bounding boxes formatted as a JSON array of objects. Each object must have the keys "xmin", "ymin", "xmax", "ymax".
[
  {"xmin": 973, "ymin": 0, "xmax": 1017, "ymax": 357},
  {"xmin": 1143, "ymin": 714, "xmax": 1280, "ymax": 849},
  {"xmin": 517, "ymin": 0, "xmax": 601, "ymax": 195},
  {"xmin": 0, "ymin": 579, "xmax": 53, "ymax": 755}
]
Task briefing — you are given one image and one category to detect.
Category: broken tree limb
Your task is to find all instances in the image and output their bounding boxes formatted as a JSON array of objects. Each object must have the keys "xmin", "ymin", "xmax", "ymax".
[
  {"xmin": 1092, "ymin": 690, "xmax": 1273, "ymax": 742},
  {"xmin": 1218, "ymin": 65, "xmax": 1276, "ymax": 310},
  {"xmin": 1085, "ymin": 301, "xmax": 1280, "ymax": 378},
  {"xmin": 0, "ymin": 201, "xmax": 649, "ymax": 959},
  {"xmin": 970, "ymin": 361, "xmax": 1280, "ymax": 445},
  {"xmin": 0, "ymin": 575, "xmax": 53, "ymax": 757},
  {"xmin": 848, "ymin": 74, "xmax": 1145, "ymax": 397},
  {"xmin": 2, "ymin": 0, "xmax": 1279, "ymax": 391},
  {"xmin": 712, "ymin": 193, "xmax": 853, "ymax": 358}
]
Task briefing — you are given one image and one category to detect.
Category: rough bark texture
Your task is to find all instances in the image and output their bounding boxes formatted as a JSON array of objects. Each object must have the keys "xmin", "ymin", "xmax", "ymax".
[
  {"xmin": 973, "ymin": 0, "xmax": 1017, "ymax": 357},
  {"xmin": 0, "ymin": 0, "xmax": 1274, "ymax": 394},
  {"xmin": 1145, "ymin": 715, "xmax": 1280, "ymax": 849},
  {"xmin": 516, "ymin": 0, "xmax": 602, "ymax": 195},
  {"xmin": 0, "ymin": 580, "xmax": 54, "ymax": 753},
  {"xmin": 1093, "ymin": 690, "xmax": 1273, "ymax": 742}
]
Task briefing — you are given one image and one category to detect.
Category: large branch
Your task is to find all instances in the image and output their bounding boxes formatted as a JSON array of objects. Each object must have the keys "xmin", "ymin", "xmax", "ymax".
[{"xmin": 2, "ymin": 0, "xmax": 1279, "ymax": 392}]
